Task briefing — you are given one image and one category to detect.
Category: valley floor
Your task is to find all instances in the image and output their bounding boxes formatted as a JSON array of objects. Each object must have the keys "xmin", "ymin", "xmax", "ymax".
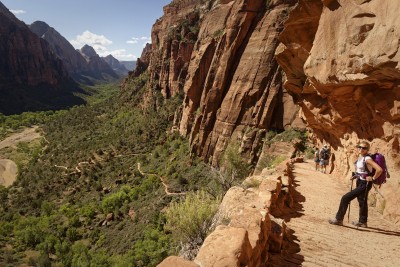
[
  {"xmin": 281, "ymin": 161, "xmax": 400, "ymax": 266},
  {"xmin": 0, "ymin": 126, "xmax": 41, "ymax": 187}
]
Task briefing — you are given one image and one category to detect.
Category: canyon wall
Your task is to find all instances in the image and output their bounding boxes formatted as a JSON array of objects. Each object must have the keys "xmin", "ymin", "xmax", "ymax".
[
  {"xmin": 123, "ymin": 0, "xmax": 304, "ymax": 166},
  {"xmin": 276, "ymin": 0, "xmax": 400, "ymax": 222},
  {"xmin": 0, "ymin": 2, "xmax": 84, "ymax": 114},
  {"xmin": 122, "ymin": 0, "xmax": 400, "ymax": 221}
]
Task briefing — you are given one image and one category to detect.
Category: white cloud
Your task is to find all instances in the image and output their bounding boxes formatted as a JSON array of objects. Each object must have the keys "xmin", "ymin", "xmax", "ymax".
[
  {"xmin": 10, "ymin": 9, "xmax": 26, "ymax": 14},
  {"xmin": 126, "ymin": 36, "xmax": 151, "ymax": 45},
  {"xmin": 109, "ymin": 49, "xmax": 137, "ymax": 61},
  {"xmin": 70, "ymin": 30, "xmax": 112, "ymax": 49},
  {"xmin": 70, "ymin": 30, "xmax": 137, "ymax": 61}
]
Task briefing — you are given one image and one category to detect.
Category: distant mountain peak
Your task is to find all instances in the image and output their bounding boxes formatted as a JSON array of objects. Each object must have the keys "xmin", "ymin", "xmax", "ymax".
[
  {"xmin": 30, "ymin": 21, "xmax": 51, "ymax": 37},
  {"xmin": 80, "ymin": 45, "xmax": 98, "ymax": 58}
]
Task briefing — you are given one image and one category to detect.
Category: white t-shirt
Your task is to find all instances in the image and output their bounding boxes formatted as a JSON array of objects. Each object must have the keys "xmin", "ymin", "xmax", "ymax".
[{"xmin": 356, "ymin": 156, "xmax": 373, "ymax": 176}]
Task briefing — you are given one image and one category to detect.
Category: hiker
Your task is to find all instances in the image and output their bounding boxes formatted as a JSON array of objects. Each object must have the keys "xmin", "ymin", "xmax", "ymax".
[
  {"xmin": 328, "ymin": 141, "xmax": 382, "ymax": 227},
  {"xmin": 319, "ymin": 144, "xmax": 330, "ymax": 173},
  {"xmin": 314, "ymin": 147, "xmax": 320, "ymax": 171}
]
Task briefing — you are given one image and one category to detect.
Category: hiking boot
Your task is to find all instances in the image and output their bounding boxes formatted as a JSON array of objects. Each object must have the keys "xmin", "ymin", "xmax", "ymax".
[
  {"xmin": 351, "ymin": 221, "xmax": 368, "ymax": 228},
  {"xmin": 328, "ymin": 218, "xmax": 343, "ymax": 226}
]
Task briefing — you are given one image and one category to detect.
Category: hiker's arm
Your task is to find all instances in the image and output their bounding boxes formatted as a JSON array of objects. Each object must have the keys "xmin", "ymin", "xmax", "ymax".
[{"xmin": 365, "ymin": 158, "xmax": 383, "ymax": 182}]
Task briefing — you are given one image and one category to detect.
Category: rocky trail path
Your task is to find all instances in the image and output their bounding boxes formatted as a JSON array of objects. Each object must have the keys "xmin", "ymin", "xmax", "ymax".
[{"xmin": 282, "ymin": 161, "xmax": 400, "ymax": 267}]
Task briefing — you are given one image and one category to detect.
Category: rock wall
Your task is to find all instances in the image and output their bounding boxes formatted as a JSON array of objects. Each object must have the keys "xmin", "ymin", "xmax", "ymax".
[
  {"xmin": 158, "ymin": 159, "xmax": 299, "ymax": 267},
  {"xmin": 276, "ymin": 0, "xmax": 400, "ymax": 222},
  {"xmin": 0, "ymin": 4, "xmax": 68, "ymax": 88},
  {"xmin": 123, "ymin": 0, "xmax": 304, "ymax": 165},
  {"xmin": 0, "ymin": 2, "xmax": 84, "ymax": 115},
  {"xmin": 29, "ymin": 21, "xmax": 89, "ymax": 75}
]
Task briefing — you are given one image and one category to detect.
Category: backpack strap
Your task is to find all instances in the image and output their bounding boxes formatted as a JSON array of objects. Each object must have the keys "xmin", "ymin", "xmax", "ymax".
[
  {"xmin": 362, "ymin": 154, "xmax": 373, "ymax": 176},
  {"xmin": 383, "ymin": 157, "xmax": 391, "ymax": 178}
]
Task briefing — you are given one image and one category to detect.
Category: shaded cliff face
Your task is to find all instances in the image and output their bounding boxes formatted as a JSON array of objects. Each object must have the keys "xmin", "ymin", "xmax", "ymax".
[
  {"xmin": 0, "ymin": 3, "xmax": 84, "ymax": 115},
  {"xmin": 276, "ymin": 0, "xmax": 400, "ymax": 221},
  {"xmin": 0, "ymin": 5, "xmax": 68, "ymax": 87},
  {"xmin": 103, "ymin": 55, "xmax": 129, "ymax": 76},
  {"xmin": 79, "ymin": 44, "xmax": 119, "ymax": 81},
  {"xmin": 29, "ymin": 21, "xmax": 89, "ymax": 74},
  {"xmin": 30, "ymin": 21, "xmax": 123, "ymax": 84},
  {"xmin": 124, "ymin": 0, "xmax": 303, "ymax": 165}
]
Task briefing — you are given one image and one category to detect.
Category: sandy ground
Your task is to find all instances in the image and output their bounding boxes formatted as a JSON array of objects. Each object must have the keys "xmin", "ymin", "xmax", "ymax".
[
  {"xmin": 281, "ymin": 161, "xmax": 400, "ymax": 266},
  {"xmin": 0, "ymin": 159, "xmax": 18, "ymax": 187},
  {"xmin": 0, "ymin": 126, "xmax": 41, "ymax": 187}
]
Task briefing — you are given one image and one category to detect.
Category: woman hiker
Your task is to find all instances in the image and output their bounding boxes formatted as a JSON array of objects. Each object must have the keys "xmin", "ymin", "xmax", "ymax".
[{"xmin": 328, "ymin": 141, "xmax": 382, "ymax": 228}]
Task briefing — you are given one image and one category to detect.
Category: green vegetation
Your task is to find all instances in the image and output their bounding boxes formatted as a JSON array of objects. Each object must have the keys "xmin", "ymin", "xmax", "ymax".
[
  {"xmin": 79, "ymin": 83, "xmax": 120, "ymax": 105},
  {"xmin": 264, "ymin": 128, "xmax": 306, "ymax": 146},
  {"xmin": 242, "ymin": 178, "xmax": 262, "ymax": 189},
  {"xmin": 0, "ymin": 110, "xmax": 67, "ymax": 140},
  {"xmin": 217, "ymin": 141, "xmax": 252, "ymax": 191},
  {"xmin": 0, "ymin": 72, "xmax": 308, "ymax": 266},
  {"xmin": 256, "ymin": 128, "xmax": 308, "ymax": 172},
  {"xmin": 165, "ymin": 191, "xmax": 220, "ymax": 244},
  {"xmin": 212, "ymin": 29, "xmax": 224, "ymax": 39},
  {"xmin": 0, "ymin": 78, "xmax": 223, "ymax": 266},
  {"xmin": 256, "ymin": 154, "xmax": 286, "ymax": 173}
]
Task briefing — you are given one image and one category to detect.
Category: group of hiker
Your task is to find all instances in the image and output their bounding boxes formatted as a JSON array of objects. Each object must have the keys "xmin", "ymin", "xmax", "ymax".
[
  {"xmin": 312, "ymin": 141, "xmax": 389, "ymax": 228},
  {"xmin": 313, "ymin": 144, "xmax": 331, "ymax": 173}
]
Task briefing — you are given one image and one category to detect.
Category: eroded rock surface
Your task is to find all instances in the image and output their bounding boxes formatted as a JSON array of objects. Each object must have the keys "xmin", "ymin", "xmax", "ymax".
[
  {"xmin": 158, "ymin": 159, "xmax": 296, "ymax": 267},
  {"xmin": 276, "ymin": 0, "xmax": 400, "ymax": 222},
  {"xmin": 123, "ymin": 0, "xmax": 304, "ymax": 165}
]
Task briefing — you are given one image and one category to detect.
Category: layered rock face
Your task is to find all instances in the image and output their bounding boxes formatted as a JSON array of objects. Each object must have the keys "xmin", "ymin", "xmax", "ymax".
[
  {"xmin": 80, "ymin": 45, "xmax": 119, "ymax": 81},
  {"xmin": 29, "ymin": 21, "xmax": 89, "ymax": 75},
  {"xmin": 276, "ymin": 0, "xmax": 400, "ymax": 222},
  {"xmin": 125, "ymin": 0, "xmax": 303, "ymax": 165},
  {"xmin": 30, "ymin": 21, "xmax": 123, "ymax": 84},
  {"xmin": 0, "ymin": 2, "xmax": 83, "ymax": 114},
  {"xmin": 159, "ymin": 159, "xmax": 298, "ymax": 266},
  {"xmin": 0, "ymin": 5, "xmax": 68, "ymax": 87}
]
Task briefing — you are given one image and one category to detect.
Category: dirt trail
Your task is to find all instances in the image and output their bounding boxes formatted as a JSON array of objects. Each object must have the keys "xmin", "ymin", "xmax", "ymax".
[
  {"xmin": 137, "ymin": 163, "xmax": 186, "ymax": 196},
  {"xmin": 282, "ymin": 161, "xmax": 400, "ymax": 267}
]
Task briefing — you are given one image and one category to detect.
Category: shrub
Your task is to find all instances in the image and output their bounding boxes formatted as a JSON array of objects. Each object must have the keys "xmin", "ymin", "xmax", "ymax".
[
  {"xmin": 243, "ymin": 178, "xmax": 262, "ymax": 189},
  {"xmin": 212, "ymin": 29, "xmax": 224, "ymax": 38},
  {"xmin": 256, "ymin": 154, "xmax": 286, "ymax": 172},
  {"xmin": 131, "ymin": 228, "xmax": 171, "ymax": 267},
  {"xmin": 14, "ymin": 216, "xmax": 46, "ymax": 248},
  {"xmin": 304, "ymin": 146, "xmax": 315, "ymax": 160},
  {"xmin": 274, "ymin": 128, "xmax": 305, "ymax": 143},
  {"xmin": 218, "ymin": 141, "xmax": 252, "ymax": 190},
  {"xmin": 165, "ymin": 191, "xmax": 220, "ymax": 243},
  {"xmin": 101, "ymin": 190, "xmax": 129, "ymax": 213}
]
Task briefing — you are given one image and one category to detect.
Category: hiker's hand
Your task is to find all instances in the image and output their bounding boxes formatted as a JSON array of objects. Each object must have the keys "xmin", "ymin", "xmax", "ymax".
[
  {"xmin": 350, "ymin": 175, "xmax": 357, "ymax": 180},
  {"xmin": 366, "ymin": 176, "xmax": 374, "ymax": 182}
]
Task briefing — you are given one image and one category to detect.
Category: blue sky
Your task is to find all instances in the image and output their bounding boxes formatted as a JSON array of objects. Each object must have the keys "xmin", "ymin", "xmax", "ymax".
[{"xmin": 2, "ymin": 0, "xmax": 171, "ymax": 61}]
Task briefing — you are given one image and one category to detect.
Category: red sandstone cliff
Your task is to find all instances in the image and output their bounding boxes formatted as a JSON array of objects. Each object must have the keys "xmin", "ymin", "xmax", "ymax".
[
  {"xmin": 123, "ymin": 0, "xmax": 303, "ymax": 165},
  {"xmin": 276, "ymin": 0, "xmax": 400, "ymax": 222}
]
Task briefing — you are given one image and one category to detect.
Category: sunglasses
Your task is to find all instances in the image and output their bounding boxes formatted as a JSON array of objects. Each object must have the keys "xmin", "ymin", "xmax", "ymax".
[{"xmin": 357, "ymin": 146, "xmax": 368, "ymax": 150}]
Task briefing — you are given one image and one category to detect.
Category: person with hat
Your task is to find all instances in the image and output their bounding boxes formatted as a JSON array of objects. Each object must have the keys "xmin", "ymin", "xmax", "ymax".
[{"xmin": 328, "ymin": 141, "xmax": 382, "ymax": 227}]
